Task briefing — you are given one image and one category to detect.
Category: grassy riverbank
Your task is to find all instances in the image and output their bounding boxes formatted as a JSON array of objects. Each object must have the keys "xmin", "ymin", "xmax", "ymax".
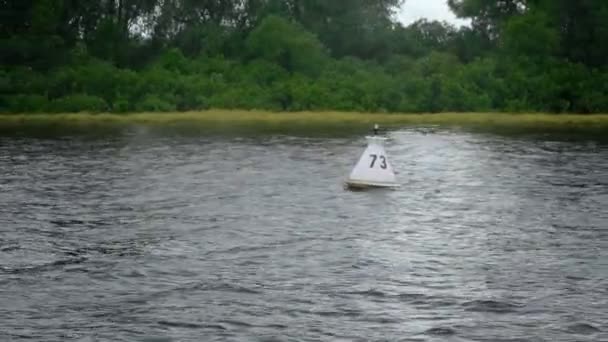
[{"xmin": 1, "ymin": 111, "xmax": 607, "ymax": 137}]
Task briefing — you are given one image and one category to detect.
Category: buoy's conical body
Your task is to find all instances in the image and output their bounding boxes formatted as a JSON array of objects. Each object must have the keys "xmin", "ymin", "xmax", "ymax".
[{"xmin": 345, "ymin": 136, "xmax": 398, "ymax": 189}]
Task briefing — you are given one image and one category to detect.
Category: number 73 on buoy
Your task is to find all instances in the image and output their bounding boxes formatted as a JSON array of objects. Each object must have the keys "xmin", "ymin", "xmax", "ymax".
[{"xmin": 345, "ymin": 124, "xmax": 399, "ymax": 190}]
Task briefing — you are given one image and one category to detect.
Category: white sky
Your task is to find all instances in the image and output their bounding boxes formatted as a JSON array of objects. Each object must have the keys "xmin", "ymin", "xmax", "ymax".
[{"xmin": 398, "ymin": 0, "xmax": 470, "ymax": 26}]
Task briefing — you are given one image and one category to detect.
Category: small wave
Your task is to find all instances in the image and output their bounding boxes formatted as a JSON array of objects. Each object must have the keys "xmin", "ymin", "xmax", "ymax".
[
  {"xmin": 6, "ymin": 333, "xmax": 45, "ymax": 340},
  {"xmin": 213, "ymin": 283, "xmax": 262, "ymax": 295},
  {"xmin": 189, "ymin": 282, "xmax": 263, "ymax": 295},
  {"xmin": 263, "ymin": 323, "xmax": 288, "ymax": 329},
  {"xmin": 1, "ymin": 245, "xmax": 21, "ymax": 252},
  {"xmin": 344, "ymin": 289, "xmax": 388, "ymax": 298},
  {"xmin": 352, "ymin": 258, "xmax": 381, "ymax": 268},
  {"xmin": 71, "ymin": 243, "xmax": 147, "ymax": 257},
  {"xmin": 462, "ymin": 299, "xmax": 522, "ymax": 313},
  {"xmin": 566, "ymin": 323, "xmax": 600, "ymax": 335},
  {"xmin": 50, "ymin": 219, "xmax": 86, "ymax": 226},
  {"xmin": 220, "ymin": 319, "xmax": 253, "ymax": 328},
  {"xmin": 359, "ymin": 316, "xmax": 401, "ymax": 324},
  {"xmin": 1, "ymin": 257, "xmax": 88, "ymax": 275},
  {"xmin": 50, "ymin": 219, "xmax": 113, "ymax": 229},
  {"xmin": 139, "ymin": 337, "xmax": 173, "ymax": 342},
  {"xmin": 344, "ymin": 290, "xmax": 457, "ymax": 309},
  {"xmin": 397, "ymin": 292, "xmax": 428, "ymax": 301},
  {"xmin": 316, "ymin": 309, "xmax": 362, "ymax": 318},
  {"xmin": 205, "ymin": 237, "xmax": 316, "ymax": 257},
  {"xmin": 425, "ymin": 327, "xmax": 457, "ymax": 336},
  {"xmin": 157, "ymin": 320, "xmax": 226, "ymax": 330},
  {"xmin": 258, "ymin": 337, "xmax": 285, "ymax": 342},
  {"xmin": 235, "ymin": 259, "xmax": 264, "ymax": 267},
  {"xmin": 289, "ymin": 297, "xmax": 315, "ymax": 305}
]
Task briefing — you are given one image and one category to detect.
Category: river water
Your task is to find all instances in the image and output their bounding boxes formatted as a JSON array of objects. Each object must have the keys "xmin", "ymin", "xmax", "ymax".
[{"xmin": 1, "ymin": 128, "xmax": 607, "ymax": 342}]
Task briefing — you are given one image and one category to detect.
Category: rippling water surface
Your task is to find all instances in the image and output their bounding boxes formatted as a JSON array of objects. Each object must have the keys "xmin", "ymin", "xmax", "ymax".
[{"xmin": 1, "ymin": 128, "xmax": 607, "ymax": 342}]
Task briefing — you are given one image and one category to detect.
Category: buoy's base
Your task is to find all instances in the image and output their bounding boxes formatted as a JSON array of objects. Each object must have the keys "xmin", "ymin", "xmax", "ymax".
[{"xmin": 344, "ymin": 180, "xmax": 399, "ymax": 191}]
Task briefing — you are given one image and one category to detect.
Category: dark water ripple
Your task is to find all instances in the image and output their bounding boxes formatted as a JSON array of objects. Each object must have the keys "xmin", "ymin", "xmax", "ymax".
[{"xmin": 1, "ymin": 130, "xmax": 607, "ymax": 342}]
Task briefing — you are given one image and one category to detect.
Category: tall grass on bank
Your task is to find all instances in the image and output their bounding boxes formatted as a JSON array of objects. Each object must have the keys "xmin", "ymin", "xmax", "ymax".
[{"xmin": 1, "ymin": 111, "xmax": 607, "ymax": 137}]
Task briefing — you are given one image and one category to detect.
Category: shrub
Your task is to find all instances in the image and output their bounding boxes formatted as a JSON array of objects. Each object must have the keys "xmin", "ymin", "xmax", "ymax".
[
  {"xmin": 135, "ymin": 94, "xmax": 176, "ymax": 112},
  {"xmin": 50, "ymin": 94, "xmax": 108, "ymax": 113},
  {"xmin": 2, "ymin": 94, "xmax": 50, "ymax": 113}
]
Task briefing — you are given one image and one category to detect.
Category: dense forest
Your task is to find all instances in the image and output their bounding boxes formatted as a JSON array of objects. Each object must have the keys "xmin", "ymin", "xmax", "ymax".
[{"xmin": 2, "ymin": 0, "xmax": 608, "ymax": 114}]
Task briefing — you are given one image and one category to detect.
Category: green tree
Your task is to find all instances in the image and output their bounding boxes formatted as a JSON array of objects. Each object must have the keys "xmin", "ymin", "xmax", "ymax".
[{"xmin": 246, "ymin": 15, "xmax": 327, "ymax": 76}]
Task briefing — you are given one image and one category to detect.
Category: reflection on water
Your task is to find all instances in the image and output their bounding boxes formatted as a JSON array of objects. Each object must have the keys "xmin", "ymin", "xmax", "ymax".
[{"xmin": 1, "ymin": 128, "xmax": 607, "ymax": 341}]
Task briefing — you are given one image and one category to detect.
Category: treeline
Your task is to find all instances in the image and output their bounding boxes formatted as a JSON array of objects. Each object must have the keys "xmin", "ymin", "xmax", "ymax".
[{"xmin": 2, "ymin": 0, "xmax": 608, "ymax": 114}]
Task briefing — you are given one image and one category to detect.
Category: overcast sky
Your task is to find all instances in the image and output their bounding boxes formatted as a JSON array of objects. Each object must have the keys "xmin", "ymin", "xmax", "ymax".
[{"xmin": 398, "ymin": 0, "xmax": 470, "ymax": 26}]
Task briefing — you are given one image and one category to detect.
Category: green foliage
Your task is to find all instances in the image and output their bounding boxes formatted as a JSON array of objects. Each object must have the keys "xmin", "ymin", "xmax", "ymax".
[
  {"xmin": 173, "ymin": 24, "xmax": 229, "ymax": 57},
  {"xmin": 51, "ymin": 94, "xmax": 108, "ymax": 113},
  {"xmin": 2, "ymin": 0, "xmax": 608, "ymax": 114},
  {"xmin": 502, "ymin": 10, "xmax": 559, "ymax": 58},
  {"xmin": 4, "ymin": 67, "xmax": 49, "ymax": 95},
  {"xmin": 2, "ymin": 94, "xmax": 50, "ymax": 113},
  {"xmin": 246, "ymin": 16, "xmax": 328, "ymax": 76},
  {"xmin": 135, "ymin": 95, "xmax": 176, "ymax": 112}
]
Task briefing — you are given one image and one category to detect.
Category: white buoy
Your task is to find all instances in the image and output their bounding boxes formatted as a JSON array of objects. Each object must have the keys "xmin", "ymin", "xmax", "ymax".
[{"xmin": 345, "ymin": 125, "xmax": 398, "ymax": 190}]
